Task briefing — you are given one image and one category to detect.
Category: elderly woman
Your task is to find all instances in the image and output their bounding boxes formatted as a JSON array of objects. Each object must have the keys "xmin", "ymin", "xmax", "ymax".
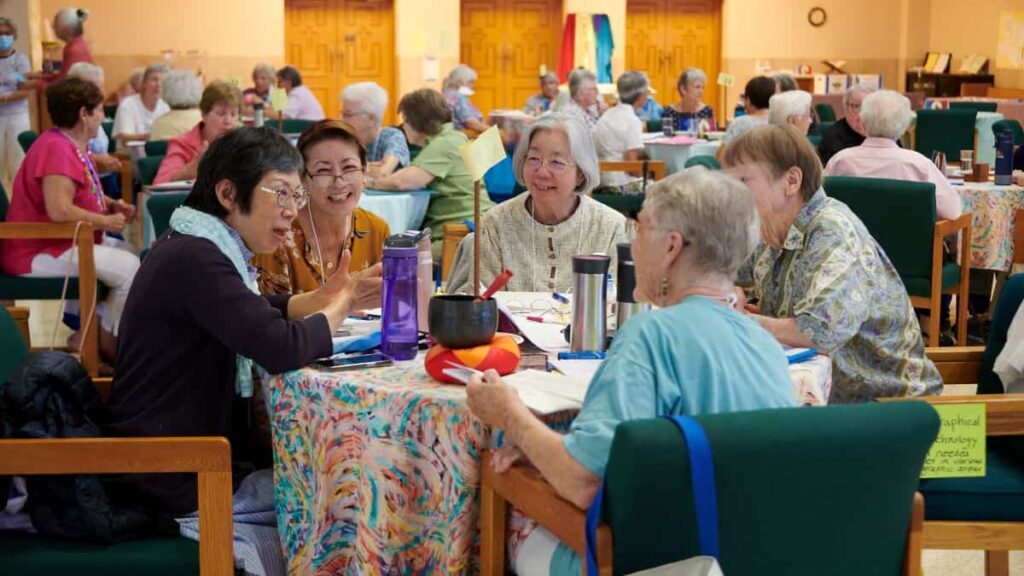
[
  {"xmin": 663, "ymin": 68, "xmax": 715, "ymax": 130},
  {"xmin": 768, "ymin": 90, "xmax": 813, "ymax": 135},
  {"xmin": 243, "ymin": 62, "xmax": 275, "ymax": 106},
  {"xmin": 773, "ymin": 73, "xmax": 798, "ymax": 93},
  {"xmin": 442, "ymin": 64, "xmax": 489, "ymax": 134},
  {"xmin": 111, "ymin": 63, "xmax": 169, "ymax": 153},
  {"xmin": 447, "ymin": 114, "xmax": 626, "ymax": 294},
  {"xmin": 276, "ymin": 66, "xmax": 324, "ymax": 121},
  {"xmin": 0, "ymin": 78, "xmax": 138, "ymax": 362},
  {"xmin": 723, "ymin": 125, "xmax": 941, "ymax": 402},
  {"xmin": 523, "ymin": 72, "xmax": 560, "ymax": 115},
  {"xmin": 817, "ymin": 86, "xmax": 872, "ymax": 166},
  {"xmin": 824, "ymin": 90, "xmax": 960, "ymax": 220},
  {"xmin": 722, "ymin": 75, "xmax": 774, "ymax": 145},
  {"xmin": 367, "ymin": 88, "xmax": 492, "ymax": 257},
  {"xmin": 154, "ymin": 80, "xmax": 241, "ymax": 184},
  {"xmin": 594, "ymin": 71, "xmax": 649, "ymax": 194},
  {"xmin": 0, "ymin": 17, "xmax": 32, "ymax": 189},
  {"xmin": 466, "ymin": 168, "xmax": 796, "ymax": 574},
  {"xmin": 49, "ymin": 8, "xmax": 92, "ymax": 81},
  {"xmin": 66, "ymin": 63, "xmax": 123, "ymax": 187},
  {"xmin": 254, "ymin": 120, "xmax": 390, "ymax": 293},
  {"xmin": 341, "ymin": 81, "xmax": 410, "ymax": 178},
  {"xmin": 149, "ymin": 69, "xmax": 202, "ymax": 141},
  {"xmin": 561, "ymin": 68, "xmax": 605, "ymax": 129}
]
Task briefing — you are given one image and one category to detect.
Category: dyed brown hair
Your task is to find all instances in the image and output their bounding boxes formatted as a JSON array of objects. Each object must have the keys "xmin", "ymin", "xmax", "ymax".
[
  {"xmin": 295, "ymin": 119, "xmax": 367, "ymax": 169},
  {"xmin": 721, "ymin": 124, "xmax": 822, "ymax": 201},
  {"xmin": 397, "ymin": 88, "xmax": 451, "ymax": 136}
]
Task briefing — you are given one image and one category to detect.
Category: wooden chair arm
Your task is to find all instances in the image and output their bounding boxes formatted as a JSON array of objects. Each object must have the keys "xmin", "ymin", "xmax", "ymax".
[
  {"xmin": 926, "ymin": 346, "xmax": 984, "ymax": 385},
  {"xmin": 882, "ymin": 395, "xmax": 1024, "ymax": 436},
  {"xmin": 925, "ymin": 346, "xmax": 985, "ymax": 363},
  {"xmin": 0, "ymin": 221, "xmax": 95, "ymax": 240},
  {"xmin": 934, "ymin": 213, "xmax": 971, "ymax": 238}
]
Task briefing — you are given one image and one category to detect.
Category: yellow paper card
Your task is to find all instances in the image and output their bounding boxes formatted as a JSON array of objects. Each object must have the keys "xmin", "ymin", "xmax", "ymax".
[
  {"xmin": 459, "ymin": 125, "xmax": 506, "ymax": 182},
  {"xmin": 226, "ymin": 77, "xmax": 242, "ymax": 88},
  {"xmin": 716, "ymin": 72, "xmax": 735, "ymax": 87},
  {"xmin": 920, "ymin": 404, "xmax": 986, "ymax": 479},
  {"xmin": 269, "ymin": 88, "xmax": 289, "ymax": 111}
]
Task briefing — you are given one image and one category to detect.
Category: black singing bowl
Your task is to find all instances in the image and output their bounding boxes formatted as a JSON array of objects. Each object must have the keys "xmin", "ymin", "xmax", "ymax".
[{"xmin": 428, "ymin": 295, "xmax": 499, "ymax": 349}]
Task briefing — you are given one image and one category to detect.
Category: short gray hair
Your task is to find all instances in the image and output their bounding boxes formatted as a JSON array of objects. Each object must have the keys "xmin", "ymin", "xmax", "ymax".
[
  {"xmin": 773, "ymin": 73, "xmax": 798, "ymax": 92},
  {"xmin": 161, "ymin": 70, "xmax": 202, "ymax": 110},
  {"xmin": 512, "ymin": 113, "xmax": 600, "ymax": 195},
  {"xmin": 643, "ymin": 167, "xmax": 760, "ymax": 279},
  {"xmin": 860, "ymin": 90, "xmax": 914, "ymax": 140},
  {"xmin": 341, "ymin": 82, "xmax": 388, "ymax": 129},
  {"xmin": 568, "ymin": 68, "xmax": 597, "ymax": 99},
  {"xmin": 617, "ymin": 71, "xmax": 649, "ymax": 105},
  {"xmin": 128, "ymin": 67, "xmax": 145, "ymax": 91},
  {"xmin": 768, "ymin": 90, "xmax": 812, "ymax": 126},
  {"xmin": 444, "ymin": 64, "xmax": 477, "ymax": 90},
  {"xmin": 252, "ymin": 63, "xmax": 275, "ymax": 80},
  {"xmin": 66, "ymin": 62, "xmax": 104, "ymax": 85},
  {"xmin": 143, "ymin": 63, "xmax": 169, "ymax": 83},
  {"xmin": 843, "ymin": 85, "xmax": 873, "ymax": 109},
  {"xmin": 676, "ymin": 68, "xmax": 707, "ymax": 91},
  {"xmin": 540, "ymin": 72, "xmax": 558, "ymax": 85}
]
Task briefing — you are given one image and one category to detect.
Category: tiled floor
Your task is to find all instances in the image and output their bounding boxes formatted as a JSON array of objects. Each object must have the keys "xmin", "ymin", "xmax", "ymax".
[{"xmin": 15, "ymin": 301, "xmax": 1023, "ymax": 575}]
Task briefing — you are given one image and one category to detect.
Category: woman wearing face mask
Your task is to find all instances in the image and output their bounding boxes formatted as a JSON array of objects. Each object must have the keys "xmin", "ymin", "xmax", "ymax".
[
  {"xmin": 0, "ymin": 17, "xmax": 31, "ymax": 190},
  {"xmin": 442, "ymin": 64, "xmax": 490, "ymax": 134},
  {"xmin": 254, "ymin": 120, "xmax": 390, "ymax": 294}
]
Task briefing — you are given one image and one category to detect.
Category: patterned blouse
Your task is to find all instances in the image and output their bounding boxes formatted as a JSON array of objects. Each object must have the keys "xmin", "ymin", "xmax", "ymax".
[
  {"xmin": 365, "ymin": 126, "xmax": 411, "ymax": 169},
  {"xmin": 442, "ymin": 89, "xmax": 483, "ymax": 130},
  {"xmin": 740, "ymin": 189, "xmax": 942, "ymax": 403}
]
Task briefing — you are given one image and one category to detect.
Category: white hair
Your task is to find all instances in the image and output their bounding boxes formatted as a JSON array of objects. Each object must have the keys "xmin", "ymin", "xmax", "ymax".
[
  {"xmin": 768, "ymin": 90, "xmax": 812, "ymax": 126},
  {"xmin": 568, "ymin": 68, "xmax": 597, "ymax": 99},
  {"xmin": 860, "ymin": 90, "xmax": 914, "ymax": 141},
  {"xmin": 143, "ymin": 63, "xmax": 169, "ymax": 82},
  {"xmin": 252, "ymin": 63, "xmax": 275, "ymax": 80},
  {"xmin": 512, "ymin": 113, "xmax": 600, "ymax": 195},
  {"xmin": 842, "ymin": 85, "xmax": 873, "ymax": 109},
  {"xmin": 160, "ymin": 70, "xmax": 201, "ymax": 110},
  {"xmin": 341, "ymin": 82, "xmax": 388, "ymax": 130},
  {"xmin": 66, "ymin": 62, "xmax": 104, "ymax": 85},
  {"xmin": 677, "ymin": 68, "xmax": 707, "ymax": 91},
  {"xmin": 54, "ymin": 7, "xmax": 88, "ymax": 36},
  {"xmin": 444, "ymin": 64, "xmax": 477, "ymax": 90},
  {"xmin": 644, "ymin": 167, "xmax": 760, "ymax": 280},
  {"xmin": 616, "ymin": 71, "xmax": 649, "ymax": 105}
]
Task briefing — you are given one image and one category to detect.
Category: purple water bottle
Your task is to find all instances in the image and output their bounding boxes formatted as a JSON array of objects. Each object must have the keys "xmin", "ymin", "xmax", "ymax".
[
  {"xmin": 381, "ymin": 242, "xmax": 419, "ymax": 361},
  {"xmin": 995, "ymin": 130, "xmax": 1014, "ymax": 186}
]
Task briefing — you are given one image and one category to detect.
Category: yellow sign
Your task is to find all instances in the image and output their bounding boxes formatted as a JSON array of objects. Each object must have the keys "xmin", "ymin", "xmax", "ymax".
[
  {"xmin": 921, "ymin": 404, "xmax": 986, "ymax": 479},
  {"xmin": 269, "ymin": 88, "xmax": 289, "ymax": 112},
  {"xmin": 459, "ymin": 125, "xmax": 506, "ymax": 182},
  {"xmin": 716, "ymin": 72, "xmax": 735, "ymax": 88}
]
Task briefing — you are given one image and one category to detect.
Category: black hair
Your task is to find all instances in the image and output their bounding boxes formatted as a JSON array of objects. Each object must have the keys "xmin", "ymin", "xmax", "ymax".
[
  {"xmin": 184, "ymin": 127, "xmax": 303, "ymax": 218},
  {"xmin": 276, "ymin": 66, "xmax": 302, "ymax": 87},
  {"xmin": 744, "ymin": 76, "xmax": 777, "ymax": 110}
]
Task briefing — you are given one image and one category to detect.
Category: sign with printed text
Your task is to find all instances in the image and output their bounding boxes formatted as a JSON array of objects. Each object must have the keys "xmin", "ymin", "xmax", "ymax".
[
  {"xmin": 716, "ymin": 72, "xmax": 735, "ymax": 87},
  {"xmin": 920, "ymin": 404, "xmax": 986, "ymax": 479}
]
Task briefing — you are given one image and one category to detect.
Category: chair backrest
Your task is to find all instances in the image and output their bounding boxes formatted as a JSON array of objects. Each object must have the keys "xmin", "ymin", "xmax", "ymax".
[
  {"xmin": 137, "ymin": 155, "xmax": 165, "ymax": 187},
  {"xmin": 978, "ymin": 273, "xmax": 1024, "ymax": 395},
  {"xmin": 277, "ymin": 118, "xmax": 315, "ymax": 134},
  {"xmin": 914, "ymin": 109, "xmax": 977, "ymax": 159},
  {"xmin": 949, "ymin": 101, "xmax": 998, "ymax": 113},
  {"xmin": 148, "ymin": 192, "xmax": 189, "ymax": 239},
  {"xmin": 823, "ymin": 176, "xmax": 937, "ymax": 283},
  {"xmin": 992, "ymin": 119, "xmax": 1024, "ymax": 147},
  {"xmin": 646, "ymin": 117, "xmax": 663, "ymax": 133},
  {"xmin": 17, "ymin": 130, "xmax": 37, "ymax": 153},
  {"xmin": 814, "ymin": 102, "xmax": 837, "ymax": 123},
  {"xmin": 597, "ymin": 160, "xmax": 667, "ymax": 182},
  {"xmin": 0, "ymin": 306, "xmax": 30, "ymax": 383},
  {"xmin": 683, "ymin": 155, "xmax": 721, "ymax": 170},
  {"xmin": 603, "ymin": 402, "xmax": 939, "ymax": 576},
  {"xmin": 144, "ymin": 140, "xmax": 169, "ymax": 157},
  {"xmin": 104, "ymin": 104, "xmax": 117, "ymax": 119},
  {"xmin": 101, "ymin": 120, "xmax": 116, "ymax": 154}
]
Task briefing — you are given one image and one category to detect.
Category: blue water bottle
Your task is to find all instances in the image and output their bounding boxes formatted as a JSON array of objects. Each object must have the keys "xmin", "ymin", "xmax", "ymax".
[
  {"xmin": 381, "ymin": 240, "xmax": 419, "ymax": 361},
  {"xmin": 995, "ymin": 130, "xmax": 1014, "ymax": 186}
]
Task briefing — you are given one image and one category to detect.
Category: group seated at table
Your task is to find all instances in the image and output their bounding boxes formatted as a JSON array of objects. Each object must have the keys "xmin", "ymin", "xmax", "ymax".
[
  {"xmin": 154, "ymin": 80, "xmax": 242, "ymax": 184},
  {"xmin": 341, "ymin": 82, "xmax": 411, "ymax": 178},
  {"xmin": 254, "ymin": 119, "xmax": 391, "ymax": 294},
  {"xmin": 445, "ymin": 113, "xmax": 626, "ymax": 294}
]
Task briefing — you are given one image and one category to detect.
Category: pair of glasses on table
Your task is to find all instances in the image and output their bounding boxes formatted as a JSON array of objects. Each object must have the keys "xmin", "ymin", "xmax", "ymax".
[
  {"xmin": 260, "ymin": 186, "xmax": 310, "ymax": 210},
  {"xmin": 503, "ymin": 298, "xmax": 572, "ymax": 324}
]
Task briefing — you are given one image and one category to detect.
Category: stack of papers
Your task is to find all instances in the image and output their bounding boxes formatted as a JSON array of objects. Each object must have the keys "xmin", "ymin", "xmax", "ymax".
[
  {"xmin": 443, "ymin": 365, "xmax": 589, "ymax": 414},
  {"xmin": 491, "ymin": 292, "xmax": 572, "ymax": 353},
  {"xmin": 147, "ymin": 180, "xmax": 194, "ymax": 192}
]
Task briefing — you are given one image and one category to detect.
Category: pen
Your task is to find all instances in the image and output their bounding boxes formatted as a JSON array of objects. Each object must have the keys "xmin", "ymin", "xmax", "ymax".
[
  {"xmin": 526, "ymin": 315, "xmax": 550, "ymax": 323},
  {"xmin": 558, "ymin": 351, "xmax": 606, "ymax": 360},
  {"xmin": 552, "ymin": 292, "xmax": 569, "ymax": 304}
]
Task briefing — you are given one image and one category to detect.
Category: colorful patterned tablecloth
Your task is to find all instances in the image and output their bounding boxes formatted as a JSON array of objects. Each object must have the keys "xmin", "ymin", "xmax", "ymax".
[
  {"xmin": 268, "ymin": 354, "xmax": 831, "ymax": 575},
  {"xmin": 959, "ymin": 183, "xmax": 1024, "ymax": 271}
]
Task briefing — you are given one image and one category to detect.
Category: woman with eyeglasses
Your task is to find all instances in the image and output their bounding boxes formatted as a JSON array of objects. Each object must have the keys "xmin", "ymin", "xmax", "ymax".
[
  {"xmin": 104, "ymin": 127, "xmax": 382, "ymax": 528},
  {"xmin": 254, "ymin": 120, "xmax": 391, "ymax": 295},
  {"xmin": 446, "ymin": 113, "xmax": 627, "ymax": 294}
]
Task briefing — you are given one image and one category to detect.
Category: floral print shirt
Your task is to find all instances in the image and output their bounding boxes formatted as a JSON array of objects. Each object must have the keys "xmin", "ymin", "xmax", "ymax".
[{"xmin": 740, "ymin": 189, "xmax": 942, "ymax": 403}]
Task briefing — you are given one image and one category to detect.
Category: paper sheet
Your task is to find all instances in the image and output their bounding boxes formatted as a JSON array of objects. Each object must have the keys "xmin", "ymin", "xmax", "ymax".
[
  {"xmin": 492, "ymin": 292, "xmax": 572, "ymax": 353},
  {"xmin": 551, "ymin": 359, "xmax": 602, "ymax": 383},
  {"xmin": 269, "ymin": 88, "xmax": 289, "ymax": 111},
  {"xmin": 459, "ymin": 125, "xmax": 506, "ymax": 181},
  {"xmin": 502, "ymin": 369, "xmax": 589, "ymax": 414}
]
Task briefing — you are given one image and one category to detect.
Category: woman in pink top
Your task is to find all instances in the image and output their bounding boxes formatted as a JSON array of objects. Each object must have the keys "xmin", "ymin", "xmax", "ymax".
[
  {"xmin": 154, "ymin": 80, "xmax": 242, "ymax": 184},
  {"xmin": 1, "ymin": 78, "xmax": 138, "ymax": 361}
]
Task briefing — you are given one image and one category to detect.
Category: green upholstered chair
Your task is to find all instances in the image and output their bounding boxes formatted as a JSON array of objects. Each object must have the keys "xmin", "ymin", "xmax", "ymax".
[
  {"xmin": 807, "ymin": 132, "xmax": 822, "ymax": 148},
  {"xmin": 949, "ymin": 101, "xmax": 998, "ymax": 113},
  {"xmin": 104, "ymin": 103, "xmax": 117, "ymax": 119},
  {"xmin": 481, "ymin": 402, "xmax": 938, "ymax": 576},
  {"xmin": 684, "ymin": 155, "xmax": 721, "ymax": 170},
  {"xmin": 593, "ymin": 160, "xmax": 667, "ymax": 217},
  {"xmin": 914, "ymin": 109, "xmax": 977, "ymax": 160},
  {"xmin": 145, "ymin": 139, "xmax": 169, "ymax": 157},
  {"xmin": 0, "ymin": 187, "xmax": 103, "ymax": 376},
  {"xmin": 148, "ymin": 192, "xmax": 189, "ymax": 240},
  {"xmin": 0, "ymin": 306, "xmax": 235, "ymax": 576},
  {"xmin": 277, "ymin": 118, "xmax": 316, "ymax": 134},
  {"xmin": 646, "ymin": 117, "xmax": 663, "ymax": 133},
  {"xmin": 992, "ymin": 119, "xmax": 1024, "ymax": 147},
  {"xmin": 102, "ymin": 120, "xmax": 116, "ymax": 154},
  {"xmin": 138, "ymin": 155, "xmax": 165, "ymax": 188},
  {"xmin": 823, "ymin": 175, "xmax": 971, "ymax": 346},
  {"xmin": 17, "ymin": 130, "xmax": 37, "ymax": 153},
  {"xmin": 814, "ymin": 102, "xmax": 837, "ymax": 123},
  {"xmin": 919, "ymin": 273, "xmax": 1024, "ymax": 575}
]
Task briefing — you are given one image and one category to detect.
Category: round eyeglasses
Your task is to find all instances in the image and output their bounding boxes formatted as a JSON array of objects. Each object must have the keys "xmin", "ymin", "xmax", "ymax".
[
  {"xmin": 260, "ymin": 186, "xmax": 309, "ymax": 209},
  {"xmin": 524, "ymin": 156, "xmax": 574, "ymax": 173}
]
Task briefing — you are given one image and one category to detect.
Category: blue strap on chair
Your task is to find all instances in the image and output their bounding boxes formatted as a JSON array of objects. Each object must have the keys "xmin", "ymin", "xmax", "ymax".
[{"xmin": 585, "ymin": 415, "xmax": 720, "ymax": 575}]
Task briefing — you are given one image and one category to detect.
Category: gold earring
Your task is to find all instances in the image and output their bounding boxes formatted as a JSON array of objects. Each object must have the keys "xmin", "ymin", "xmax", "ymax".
[{"xmin": 659, "ymin": 276, "xmax": 670, "ymax": 297}]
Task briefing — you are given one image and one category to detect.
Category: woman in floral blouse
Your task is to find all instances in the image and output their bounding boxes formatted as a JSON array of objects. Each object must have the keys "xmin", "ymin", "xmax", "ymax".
[{"xmin": 723, "ymin": 124, "xmax": 941, "ymax": 403}]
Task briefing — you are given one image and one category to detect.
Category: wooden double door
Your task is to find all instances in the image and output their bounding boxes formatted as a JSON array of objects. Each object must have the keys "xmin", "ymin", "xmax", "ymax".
[
  {"xmin": 460, "ymin": 0, "xmax": 563, "ymax": 117},
  {"xmin": 626, "ymin": 0, "xmax": 722, "ymax": 117},
  {"xmin": 284, "ymin": 0, "xmax": 395, "ymax": 121}
]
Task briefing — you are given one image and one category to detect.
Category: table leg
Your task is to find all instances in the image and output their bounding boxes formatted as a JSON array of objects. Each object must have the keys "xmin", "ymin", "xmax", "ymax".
[{"xmin": 480, "ymin": 481, "xmax": 507, "ymax": 576}]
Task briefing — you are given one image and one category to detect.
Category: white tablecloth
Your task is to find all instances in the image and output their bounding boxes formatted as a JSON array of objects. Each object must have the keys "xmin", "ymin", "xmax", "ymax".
[
  {"xmin": 642, "ymin": 137, "xmax": 722, "ymax": 174},
  {"xmin": 359, "ymin": 188, "xmax": 432, "ymax": 233}
]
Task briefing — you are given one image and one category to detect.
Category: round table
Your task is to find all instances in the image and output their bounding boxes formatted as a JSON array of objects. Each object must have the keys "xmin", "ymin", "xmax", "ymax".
[
  {"xmin": 642, "ymin": 136, "xmax": 721, "ymax": 174},
  {"xmin": 959, "ymin": 181, "xmax": 1024, "ymax": 271}
]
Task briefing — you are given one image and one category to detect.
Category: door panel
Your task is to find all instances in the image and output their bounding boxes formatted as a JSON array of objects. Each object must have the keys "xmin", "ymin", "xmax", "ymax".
[
  {"xmin": 285, "ymin": 0, "xmax": 337, "ymax": 117},
  {"xmin": 460, "ymin": 1, "xmax": 502, "ymax": 115}
]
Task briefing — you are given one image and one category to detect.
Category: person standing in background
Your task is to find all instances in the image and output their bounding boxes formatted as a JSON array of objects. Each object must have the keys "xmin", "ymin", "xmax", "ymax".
[{"xmin": 0, "ymin": 17, "xmax": 31, "ymax": 194}]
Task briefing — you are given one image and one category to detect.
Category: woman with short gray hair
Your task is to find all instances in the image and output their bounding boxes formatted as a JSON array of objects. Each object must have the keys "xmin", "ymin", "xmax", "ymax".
[
  {"xmin": 149, "ymin": 69, "xmax": 202, "ymax": 140},
  {"xmin": 464, "ymin": 167, "xmax": 796, "ymax": 576},
  {"xmin": 561, "ymin": 68, "xmax": 606, "ymax": 129},
  {"xmin": 341, "ymin": 81, "xmax": 409, "ymax": 177},
  {"xmin": 111, "ymin": 63, "xmax": 170, "ymax": 152},
  {"xmin": 594, "ymin": 70, "xmax": 650, "ymax": 192},
  {"xmin": 447, "ymin": 113, "xmax": 626, "ymax": 294},
  {"xmin": 243, "ymin": 62, "xmax": 276, "ymax": 107},
  {"xmin": 768, "ymin": 90, "xmax": 813, "ymax": 135},
  {"xmin": 442, "ymin": 64, "xmax": 489, "ymax": 133},
  {"xmin": 663, "ymin": 67, "xmax": 715, "ymax": 130}
]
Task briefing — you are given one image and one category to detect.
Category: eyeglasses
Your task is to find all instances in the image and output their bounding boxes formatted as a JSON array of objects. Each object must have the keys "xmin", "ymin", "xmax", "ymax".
[
  {"xmin": 524, "ymin": 156, "xmax": 574, "ymax": 173},
  {"xmin": 260, "ymin": 186, "xmax": 309, "ymax": 209},
  {"xmin": 305, "ymin": 168, "xmax": 364, "ymax": 188}
]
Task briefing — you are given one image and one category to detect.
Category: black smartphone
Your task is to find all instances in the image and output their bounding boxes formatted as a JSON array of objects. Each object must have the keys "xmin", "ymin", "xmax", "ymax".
[{"xmin": 313, "ymin": 353, "xmax": 394, "ymax": 372}]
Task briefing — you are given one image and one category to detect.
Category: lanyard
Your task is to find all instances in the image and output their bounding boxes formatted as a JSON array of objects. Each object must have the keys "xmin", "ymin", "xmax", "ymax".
[{"xmin": 53, "ymin": 128, "xmax": 105, "ymax": 211}]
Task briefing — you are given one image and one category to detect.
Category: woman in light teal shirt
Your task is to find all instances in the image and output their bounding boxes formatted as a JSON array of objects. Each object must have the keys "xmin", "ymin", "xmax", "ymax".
[{"xmin": 466, "ymin": 167, "xmax": 797, "ymax": 576}]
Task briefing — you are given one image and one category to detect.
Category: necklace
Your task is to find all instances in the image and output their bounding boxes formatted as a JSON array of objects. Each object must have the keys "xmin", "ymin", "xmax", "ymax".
[
  {"xmin": 54, "ymin": 128, "xmax": 104, "ymax": 211},
  {"xmin": 307, "ymin": 208, "xmax": 356, "ymax": 285},
  {"xmin": 529, "ymin": 195, "xmax": 585, "ymax": 292}
]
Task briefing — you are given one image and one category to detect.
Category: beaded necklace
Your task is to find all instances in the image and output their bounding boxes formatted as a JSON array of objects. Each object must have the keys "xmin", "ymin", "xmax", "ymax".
[{"xmin": 54, "ymin": 128, "xmax": 105, "ymax": 211}]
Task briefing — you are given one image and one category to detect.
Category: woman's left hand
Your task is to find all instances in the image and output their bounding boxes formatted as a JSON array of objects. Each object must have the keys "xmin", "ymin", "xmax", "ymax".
[
  {"xmin": 466, "ymin": 369, "xmax": 521, "ymax": 429},
  {"xmin": 107, "ymin": 198, "xmax": 136, "ymax": 223}
]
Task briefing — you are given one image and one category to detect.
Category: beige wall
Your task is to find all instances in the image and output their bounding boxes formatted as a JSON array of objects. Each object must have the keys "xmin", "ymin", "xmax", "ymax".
[
  {"xmin": 929, "ymin": 0, "xmax": 1024, "ymax": 88},
  {"xmin": 394, "ymin": 0, "xmax": 459, "ymax": 99}
]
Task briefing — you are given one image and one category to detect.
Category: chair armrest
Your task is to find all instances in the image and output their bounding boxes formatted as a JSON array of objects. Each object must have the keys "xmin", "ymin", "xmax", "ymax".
[
  {"xmin": 882, "ymin": 395, "xmax": 1024, "ymax": 436},
  {"xmin": 926, "ymin": 346, "xmax": 984, "ymax": 385},
  {"xmin": 934, "ymin": 213, "xmax": 971, "ymax": 238},
  {"xmin": 0, "ymin": 221, "xmax": 94, "ymax": 241},
  {"xmin": 925, "ymin": 346, "xmax": 985, "ymax": 362}
]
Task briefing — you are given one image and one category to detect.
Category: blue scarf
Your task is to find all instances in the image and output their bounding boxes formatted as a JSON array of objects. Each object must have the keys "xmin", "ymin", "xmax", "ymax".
[{"xmin": 169, "ymin": 206, "xmax": 257, "ymax": 398}]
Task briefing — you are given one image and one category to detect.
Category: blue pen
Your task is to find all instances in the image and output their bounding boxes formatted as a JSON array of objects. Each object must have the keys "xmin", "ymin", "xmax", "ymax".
[
  {"xmin": 786, "ymin": 348, "xmax": 818, "ymax": 364},
  {"xmin": 495, "ymin": 430, "xmax": 505, "ymax": 448},
  {"xmin": 558, "ymin": 351, "xmax": 607, "ymax": 360},
  {"xmin": 552, "ymin": 292, "xmax": 570, "ymax": 304}
]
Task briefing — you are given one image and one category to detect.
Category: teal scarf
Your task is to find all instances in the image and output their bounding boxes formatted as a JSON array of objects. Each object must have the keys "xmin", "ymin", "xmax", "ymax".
[{"xmin": 169, "ymin": 206, "xmax": 256, "ymax": 398}]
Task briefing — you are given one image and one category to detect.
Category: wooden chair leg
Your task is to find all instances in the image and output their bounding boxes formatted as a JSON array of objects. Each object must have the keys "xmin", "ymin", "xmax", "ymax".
[
  {"xmin": 480, "ymin": 482, "xmax": 507, "ymax": 576},
  {"xmin": 903, "ymin": 493, "xmax": 924, "ymax": 576},
  {"xmin": 985, "ymin": 550, "xmax": 1009, "ymax": 576},
  {"xmin": 928, "ymin": 301, "xmax": 940, "ymax": 347}
]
